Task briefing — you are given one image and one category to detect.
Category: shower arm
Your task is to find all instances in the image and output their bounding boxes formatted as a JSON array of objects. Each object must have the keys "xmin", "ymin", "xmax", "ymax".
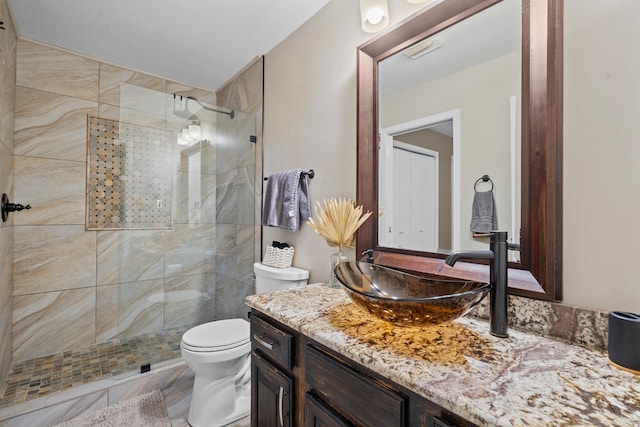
[{"xmin": 185, "ymin": 96, "xmax": 235, "ymax": 119}]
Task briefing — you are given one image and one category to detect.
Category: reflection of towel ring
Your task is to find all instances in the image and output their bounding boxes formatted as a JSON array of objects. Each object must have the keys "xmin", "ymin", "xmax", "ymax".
[{"xmin": 474, "ymin": 174, "xmax": 494, "ymax": 192}]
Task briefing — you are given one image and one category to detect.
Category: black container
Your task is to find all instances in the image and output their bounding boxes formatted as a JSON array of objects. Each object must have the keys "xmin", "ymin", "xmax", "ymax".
[{"xmin": 608, "ymin": 311, "xmax": 640, "ymax": 373}]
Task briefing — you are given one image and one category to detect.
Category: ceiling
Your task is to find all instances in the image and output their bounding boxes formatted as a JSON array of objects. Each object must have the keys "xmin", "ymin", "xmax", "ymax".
[
  {"xmin": 379, "ymin": 0, "xmax": 520, "ymax": 97},
  {"xmin": 8, "ymin": 0, "xmax": 330, "ymax": 91}
]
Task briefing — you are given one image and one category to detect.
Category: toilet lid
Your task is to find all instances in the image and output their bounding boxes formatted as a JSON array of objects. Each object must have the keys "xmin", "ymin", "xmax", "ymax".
[{"xmin": 182, "ymin": 319, "xmax": 249, "ymax": 351}]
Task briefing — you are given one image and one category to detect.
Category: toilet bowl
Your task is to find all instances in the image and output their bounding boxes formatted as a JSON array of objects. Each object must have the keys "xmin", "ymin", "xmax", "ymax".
[
  {"xmin": 181, "ymin": 319, "xmax": 251, "ymax": 427},
  {"xmin": 181, "ymin": 262, "xmax": 309, "ymax": 426}
]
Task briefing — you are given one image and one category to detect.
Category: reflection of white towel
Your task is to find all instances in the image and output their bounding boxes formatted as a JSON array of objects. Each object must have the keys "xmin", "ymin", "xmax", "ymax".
[
  {"xmin": 470, "ymin": 190, "xmax": 497, "ymax": 233},
  {"xmin": 262, "ymin": 169, "xmax": 310, "ymax": 232}
]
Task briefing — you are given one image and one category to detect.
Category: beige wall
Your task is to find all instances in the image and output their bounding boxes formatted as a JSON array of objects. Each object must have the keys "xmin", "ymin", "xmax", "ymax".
[
  {"xmin": 0, "ymin": 0, "xmax": 16, "ymax": 392},
  {"xmin": 263, "ymin": 0, "xmax": 425, "ymax": 279},
  {"xmin": 563, "ymin": 0, "xmax": 640, "ymax": 311},
  {"xmin": 263, "ymin": 0, "xmax": 640, "ymax": 312}
]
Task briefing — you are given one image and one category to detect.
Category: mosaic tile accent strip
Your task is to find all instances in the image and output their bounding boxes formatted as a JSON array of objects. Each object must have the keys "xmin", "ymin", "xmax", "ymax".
[
  {"xmin": 0, "ymin": 328, "xmax": 186, "ymax": 407},
  {"xmin": 87, "ymin": 116, "xmax": 173, "ymax": 230}
]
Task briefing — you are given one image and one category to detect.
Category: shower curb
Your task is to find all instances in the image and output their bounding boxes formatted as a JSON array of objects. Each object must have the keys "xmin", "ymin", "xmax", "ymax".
[{"xmin": 0, "ymin": 360, "xmax": 191, "ymax": 426}]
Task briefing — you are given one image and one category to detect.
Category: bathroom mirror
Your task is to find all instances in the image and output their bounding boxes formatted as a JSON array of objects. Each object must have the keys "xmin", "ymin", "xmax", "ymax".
[
  {"xmin": 356, "ymin": 0, "xmax": 563, "ymax": 300},
  {"xmin": 378, "ymin": 0, "xmax": 520, "ymax": 255}
]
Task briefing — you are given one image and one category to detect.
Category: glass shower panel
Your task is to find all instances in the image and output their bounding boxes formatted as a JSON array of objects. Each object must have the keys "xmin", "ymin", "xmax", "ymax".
[{"xmin": 92, "ymin": 83, "xmax": 255, "ymax": 366}]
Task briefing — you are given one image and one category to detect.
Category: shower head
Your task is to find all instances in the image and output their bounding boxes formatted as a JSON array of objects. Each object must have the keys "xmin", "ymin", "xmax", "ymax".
[
  {"xmin": 173, "ymin": 95, "xmax": 200, "ymax": 121},
  {"xmin": 173, "ymin": 94, "xmax": 235, "ymax": 120}
]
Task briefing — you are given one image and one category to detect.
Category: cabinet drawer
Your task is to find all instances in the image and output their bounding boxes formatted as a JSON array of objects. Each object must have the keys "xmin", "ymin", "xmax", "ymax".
[
  {"xmin": 306, "ymin": 345, "xmax": 405, "ymax": 427},
  {"xmin": 304, "ymin": 392, "xmax": 352, "ymax": 427},
  {"xmin": 251, "ymin": 314, "xmax": 294, "ymax": 370}
]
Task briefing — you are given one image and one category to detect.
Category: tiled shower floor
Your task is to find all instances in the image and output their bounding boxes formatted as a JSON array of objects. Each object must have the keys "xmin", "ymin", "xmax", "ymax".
[{"xmin": 0, "ymin": 327, "xmax": 187, "ymax": 407}]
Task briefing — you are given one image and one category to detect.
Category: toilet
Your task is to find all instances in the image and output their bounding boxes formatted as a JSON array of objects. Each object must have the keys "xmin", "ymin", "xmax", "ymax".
[{"xmin": 181, "ymin": 262, "xmax": 309, "ymax": 426}]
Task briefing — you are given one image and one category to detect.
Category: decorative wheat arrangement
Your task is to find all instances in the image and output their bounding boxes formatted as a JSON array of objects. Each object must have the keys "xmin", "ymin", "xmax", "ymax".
[{"xmin": 306, "ymin": 198, "xmax": 373, "ymax": 253}]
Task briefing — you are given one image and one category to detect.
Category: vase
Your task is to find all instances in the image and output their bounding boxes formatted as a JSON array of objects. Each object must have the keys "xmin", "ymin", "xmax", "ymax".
[{"xmin": 328, "ymin": 251, "xmax": 349, "ymax": 288}]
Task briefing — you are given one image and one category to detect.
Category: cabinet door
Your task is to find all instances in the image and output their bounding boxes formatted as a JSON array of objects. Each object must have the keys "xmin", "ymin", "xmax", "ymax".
[
  {"xmin": 304, "ymin": 393, "xmax": 353, "ymax": 427},
  {"xmin": 251, "ymin": 351, "xmax": 293, "ymax": 427}
]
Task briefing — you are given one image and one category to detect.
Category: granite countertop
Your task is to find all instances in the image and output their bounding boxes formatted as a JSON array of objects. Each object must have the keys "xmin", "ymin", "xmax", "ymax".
[{"xmin": 245, "ymin": 284, "xmax": 640, "ymax": 427}]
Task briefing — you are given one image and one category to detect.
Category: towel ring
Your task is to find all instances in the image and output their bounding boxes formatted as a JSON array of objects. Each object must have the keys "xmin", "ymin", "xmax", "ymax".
[{"xmin": 474, "ymin": 175, "xmax": 494, "ymax": 192}]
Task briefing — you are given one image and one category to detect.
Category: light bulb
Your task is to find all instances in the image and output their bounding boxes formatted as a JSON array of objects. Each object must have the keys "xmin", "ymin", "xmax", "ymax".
[
  {"xmin": 366, "ymin": 7, "xmax": 384, "ymax": 25},
  {"xmin": 188, "ymin": 123, "xmax": 201, "ymax": 140},
  {"xmin": 360, "ymin": 0, "xmax": 389, "ymax": 33},
  {"xmin": 181, "ymin": 128, "xmax": 191, "ymax": 141}
]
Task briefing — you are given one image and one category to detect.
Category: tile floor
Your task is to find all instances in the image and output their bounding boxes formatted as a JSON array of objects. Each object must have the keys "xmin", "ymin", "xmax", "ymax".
[{"xmin": 0, "ymin": 327, "xmax": 187, "ymax": 407}]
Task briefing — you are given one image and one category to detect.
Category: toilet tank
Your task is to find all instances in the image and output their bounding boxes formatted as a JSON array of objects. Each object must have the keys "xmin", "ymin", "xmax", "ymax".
[{"xmin": 254, "ymin": 262, "xmax": 309, "ymax": 294}]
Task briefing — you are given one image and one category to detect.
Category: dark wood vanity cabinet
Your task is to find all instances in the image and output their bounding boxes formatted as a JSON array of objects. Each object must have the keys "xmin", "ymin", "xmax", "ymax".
[
  {"xmin": 251, "ymin": 314, "xmax": 295, "ymax": 426},
  {"xmin": 250, "ymin": 311, "xmax": 476, "ymax": 427}
]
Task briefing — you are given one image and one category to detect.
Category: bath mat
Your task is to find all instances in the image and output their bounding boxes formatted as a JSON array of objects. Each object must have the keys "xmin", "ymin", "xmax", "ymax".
[{"xmin": 53, "ymin": 390, "xmax": 171, "ymax": 427}]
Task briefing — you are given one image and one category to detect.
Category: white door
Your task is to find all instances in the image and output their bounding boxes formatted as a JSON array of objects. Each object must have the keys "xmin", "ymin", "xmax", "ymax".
[{"xmin": 392, "ymin": 142, "xmax": 438, "ymax": 251}]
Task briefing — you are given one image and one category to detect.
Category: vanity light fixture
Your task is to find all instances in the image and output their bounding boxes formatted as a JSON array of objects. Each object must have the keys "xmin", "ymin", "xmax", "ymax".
[
  {"xmin": 178, "ymin": 122, "xmax": 201, "ymax": 146},
  {"xmin": 403, "ymin": 38, "xmax": 443, "ymax": 59},
  {"xmin": 360, "ymin": 0, "xmax": 389, "ymax": 33}
]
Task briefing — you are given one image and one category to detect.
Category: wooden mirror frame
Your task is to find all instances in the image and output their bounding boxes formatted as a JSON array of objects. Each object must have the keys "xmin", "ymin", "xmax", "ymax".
[{"xmin": 356, "ymin": 0, "xmax": 563, "ymax": 300}]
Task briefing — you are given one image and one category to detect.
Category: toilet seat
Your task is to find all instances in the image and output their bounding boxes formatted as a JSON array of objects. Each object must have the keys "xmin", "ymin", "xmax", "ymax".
[{"xmin": 181, "ymin": 319, "xmax": 250, "ymax": 353}]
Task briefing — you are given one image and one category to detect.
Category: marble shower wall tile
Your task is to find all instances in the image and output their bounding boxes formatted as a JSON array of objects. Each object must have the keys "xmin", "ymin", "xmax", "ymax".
[
  {"xmin": 0, "ymin": 226, "xmax": 13, "ymax": 309},
  {"xmin": 0, "ymin": 296, "xmax": 12, "ymax": 396},
  {"xmin": 216, "ymin": 168, "xmax": 238, "ymax": 224},
  {"xmin": 216, "ymin": 166, "xmax": 256, "ymax": 226},
  {"xmin": 98, "ymin": 103, "xmax": 167, "ymax": 130},
  {"xmin": 95, "ymin": 284, "xmax": 118, "ymax": 343},
  {"xmin": 0, "ymin": 47, "xmax": 16, "ymax": 152},
  {"xmin": 214, "ymin": 274, "xmax": 251, "ymax": 320},
  {"xmin": 166, "ymin": 82, "xmax": 216, "ymax": 106},
  {"xmin": 216, "ymin": 57, "xmax": 262, "ymax": 264},
  {"xmin": 16, "ymin": 40, "xmax": 99, "ymax": 101},
  {"xmin": 237, "ymin": 164, "xmax": 256, "ymax": 226},
  {"xmin": 117, "ymin": 279, "xmax": 164, "ymax": 338},
  {"xmin": 164, "ymin": 273, "xmax": 215, "ymax": 329},
  {"xmin": 13, "ymin": 225, "xmax": 96, "ymax": 295},
  {"xmin": 96, "ymin": 230, "xmax": 166, "ymax": 286},
  {"xmin": 12, "ymin": 288, "xmax": 96, "ymax": 361},
  {"xmin": 0, "ymin": 142, "xmax": 12, "ymax": 225},
  {"xmin": 164, "ymin": 224, "xmax": 215, "ymax": 277},
  {"xmin": 14, "ymin": 86, "xmax": 98, "ymax": 162},
  {"xmin": 13, "ymin": 156, "xmax": 86, "ymax": 225},
  {"xmin": 215, "ymin": 225, "xmax": 255, "ymax": 285},
  {"xmin": 0, "ymin": 0, "xmax": 15, "ymax": 395},
  {"xmin": 99, "ymin": 63, "xmax": 166, "ymax": 108},
  {"xmin": 0, "ymin": 0, "xmax": 17, "ymax": 72}
]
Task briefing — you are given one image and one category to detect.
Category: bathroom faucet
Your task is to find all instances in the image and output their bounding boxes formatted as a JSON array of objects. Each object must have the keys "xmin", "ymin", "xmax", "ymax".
[{"xmin": 445, "ymin": 231, "xmax": 520, "ymax": 338}]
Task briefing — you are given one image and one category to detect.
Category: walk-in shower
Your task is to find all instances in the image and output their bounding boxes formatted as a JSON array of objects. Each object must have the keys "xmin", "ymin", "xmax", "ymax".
[{"xmin": 1, "ymin": 83, "xmax": 256, "ymax": 407}]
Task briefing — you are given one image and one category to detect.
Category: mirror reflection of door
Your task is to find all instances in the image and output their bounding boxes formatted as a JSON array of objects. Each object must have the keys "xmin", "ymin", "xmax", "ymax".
[
  {"xmin": 379, "ymin": 113, "xmax": 458, "ymax": 252},
  {"xmin": 391, "ymin": 141, "xmax": 439, "ymax": 251}
]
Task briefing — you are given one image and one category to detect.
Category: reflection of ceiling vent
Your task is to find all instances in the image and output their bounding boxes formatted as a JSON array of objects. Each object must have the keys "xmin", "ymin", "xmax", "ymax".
[{"xmin": 403, "ymin": 38, "xmax": 443, "ymax": 60}]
